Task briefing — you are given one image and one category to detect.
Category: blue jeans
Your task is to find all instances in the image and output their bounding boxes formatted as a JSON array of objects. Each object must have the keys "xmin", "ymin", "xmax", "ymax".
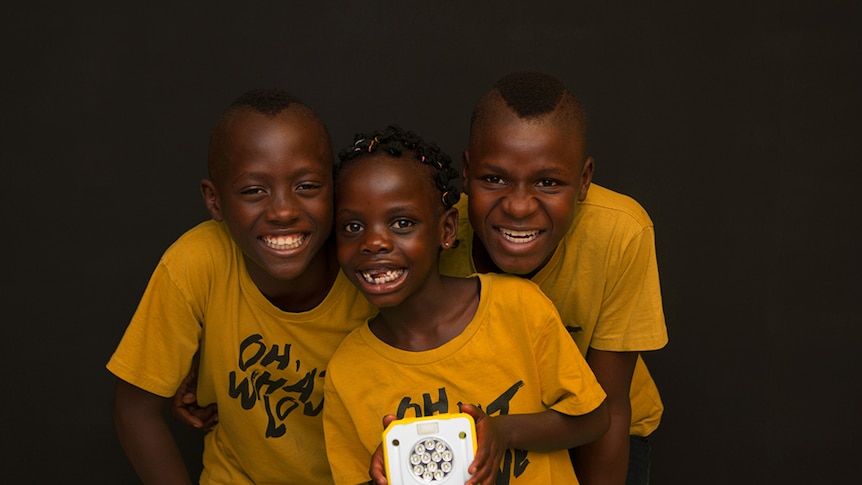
[{"xmin": 626, "ymin": 434, "xmax": 651, "ymax": 485}]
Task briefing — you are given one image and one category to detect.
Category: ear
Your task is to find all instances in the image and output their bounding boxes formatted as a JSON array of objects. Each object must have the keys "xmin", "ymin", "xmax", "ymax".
[
  {"xmin": 200, "ymin": 178, "xmax": 225, "ymax": 221},
  {"xmin": 461, "ymin": 149, "xmax": 471, "ymax": 195},
  {"xmin": 440, "ymin": 206, "xmax": 459, "ymax": 250},
  {"xmin": 577, "ymin": 156, "xmax": 595, "ymax": 202}
]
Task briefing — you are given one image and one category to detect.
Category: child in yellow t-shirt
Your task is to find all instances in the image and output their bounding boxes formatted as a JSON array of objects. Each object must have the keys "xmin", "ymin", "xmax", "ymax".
[
  {"xmin": 323, "ymin": 125, "xmax": 609, "ymax": 485},
  {"xmin": 107, "ymin": 89, "xmax": 375, "ymax": 484},
  {"xmin": 440, "ymin": 70, "xmax": 669, "ymax": 485}
]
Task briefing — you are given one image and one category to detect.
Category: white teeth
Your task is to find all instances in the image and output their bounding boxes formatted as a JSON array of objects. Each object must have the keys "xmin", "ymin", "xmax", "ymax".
[
  {"xmin": 499, "ymin": 228, "xmax": 539, "ymax": 243},
  {"xmin": 263, "ymin": 234, "xmax": 305, "ymax": 250},
  {"xmin": 360, "ymin": 269, "xmax": 404, "ymax": 285}
]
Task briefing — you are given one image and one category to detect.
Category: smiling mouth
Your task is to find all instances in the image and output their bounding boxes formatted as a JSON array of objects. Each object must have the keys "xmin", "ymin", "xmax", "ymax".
[
  {"xmin": 360, "ymin": 269, "xmax": 405, "ymax": 285},
  {"xmin": 498, "ymin": 228, "xmax": 541, "ymax": 243},
  {"xmin": 262, "ymin": 234, "xmax": 306, "ymax": 250}
]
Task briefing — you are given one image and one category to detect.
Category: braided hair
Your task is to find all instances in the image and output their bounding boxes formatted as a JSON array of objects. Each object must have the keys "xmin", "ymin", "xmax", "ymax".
[{"xmin": 336, "ymin": 125, "xmax": 461, "ymax": 208}]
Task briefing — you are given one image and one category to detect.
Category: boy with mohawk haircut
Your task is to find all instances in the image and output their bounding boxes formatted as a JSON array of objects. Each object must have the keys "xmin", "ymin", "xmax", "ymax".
[{"xmin": 439, "ymin": 70, "xmax": 668, "ymax": 485}]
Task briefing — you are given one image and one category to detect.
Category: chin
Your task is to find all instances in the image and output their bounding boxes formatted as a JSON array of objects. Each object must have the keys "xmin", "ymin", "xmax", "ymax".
[
  {"xmin": 363, "ymin": 295, "xmax": 403, "ymax": 309},
  {"xmin": 268, "ymin": 258, "xmax": 317, "ymax": 281},
  {"xmin": 496, "ymin": 253, "xmax": 550, "ymax": 276}
]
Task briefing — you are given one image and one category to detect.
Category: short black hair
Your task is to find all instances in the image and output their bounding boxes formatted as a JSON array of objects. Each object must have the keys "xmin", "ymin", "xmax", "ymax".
[
  {"xmin": 207, "ymin": 88, "xmax": 331, "ymax": 180},
  {"xmin": 494, "ymin": 70, "xmax": 568, "ymax": 118},
  {"xmin": 336, "ymin": 125, "xmax": 460, "ymax": 208},
  {"xmin": 228, "ymin": 88, "xmax": 307, "ymax": 116},
  {"xmin": 471, "ymin": 70, "xmax": 589, "ymax": 144}
]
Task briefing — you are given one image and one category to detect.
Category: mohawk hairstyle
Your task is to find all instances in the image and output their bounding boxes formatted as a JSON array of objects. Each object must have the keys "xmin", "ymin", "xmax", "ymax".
[
  {"xmin": 494, "ymin": 70, "xmax": 567, "ymax": 118},
  {"xmin": 336, "ymin": 125, "xmax": 461, "ymax": 208},
  {"xmin": 470, "ymin": 70, "xmax": 589, "ymax": 145}
]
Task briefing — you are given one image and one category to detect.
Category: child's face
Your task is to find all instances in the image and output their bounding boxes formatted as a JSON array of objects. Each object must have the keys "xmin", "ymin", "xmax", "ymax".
[
  {"xmin": 464, "ymin": 115, "xmax": 593, "ymax": 276},
  {"xmin": 335, "ymin": 155, "xmax": 450, "ymax": 308},
  {"xmin": 202, "ymin": 108, "xmax": 334, "ymax": 284}
]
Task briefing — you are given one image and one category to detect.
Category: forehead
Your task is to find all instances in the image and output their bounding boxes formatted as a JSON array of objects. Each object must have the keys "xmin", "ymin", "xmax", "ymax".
[
  {"xmin": 469, "ymin": 113, "xmax": 585, "ymax": 170},
  {"xmin": 210, "ymin": 108, "xmax": 332, "ymax": 179},
  {"xmin": 337, "ymin": 155, "xmax": 437, "ymax": 203}
]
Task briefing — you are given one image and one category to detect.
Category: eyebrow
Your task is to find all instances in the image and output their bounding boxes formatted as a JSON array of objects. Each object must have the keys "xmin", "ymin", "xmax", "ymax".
[
  {"xmin": 231, "ymin": 166, "xmax": 327, "ymax": 183},
  {"xmin": 477, "ymin": 162, "xmax": 569, "ymax": 177},
  {"xmin": 335, "ymin": 204, "xmax": 424, "ymax": 218}
]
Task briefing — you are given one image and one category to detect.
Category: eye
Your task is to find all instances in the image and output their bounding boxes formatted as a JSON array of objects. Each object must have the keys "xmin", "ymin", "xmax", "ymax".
[
  {"xmin": 482, "ymin": 175, "xmax": 505, "ymax": 185},
  {"xmin": 390, "ymin": 219, "xmax": 416, "ymax": 232},
  {"xmin": 240, "ymin": 187, "xmax": 267, "ymax": 196},
  {"xmin": 537, "ymin": 179, "xmax": 560, "ymax": 188},
  {"xmin": 342, "ymin": 222, "xmax": 364, "ymax": 234},
  {"xmin": 296, "ymin": 182, "xmax": 325, "ymax": 197},
  {"xmin": 296, "ymin": 182, "xmax": 323, "ymax": 191}
]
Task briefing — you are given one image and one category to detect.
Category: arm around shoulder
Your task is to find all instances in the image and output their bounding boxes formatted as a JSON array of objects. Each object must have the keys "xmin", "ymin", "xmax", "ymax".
[{"xmin": 114, "ymin": 378, "xmax": 193, "ymax": 485}]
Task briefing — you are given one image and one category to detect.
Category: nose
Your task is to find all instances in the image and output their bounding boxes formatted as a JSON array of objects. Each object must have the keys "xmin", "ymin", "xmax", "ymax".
[
  {"xmin": 361, "ymin": 226, "xmax": 392, "ymax": 254},
  {"xmin": 501, "ymin": 185, "xmax": 538, "ymax": 219},
  {"xmin": 266, "ymin": 191, "xmax": 300, "ymax": 223}
]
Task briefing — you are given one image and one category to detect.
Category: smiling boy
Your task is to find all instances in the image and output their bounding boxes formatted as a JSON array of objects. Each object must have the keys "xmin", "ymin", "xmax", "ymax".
[
  {"xmin": 440, "ymin": 71, "xmax": 668, "ymax": 485},
  {"xmin": 107, "ymin": 89, "xmax": 375, "ymax": 484}
]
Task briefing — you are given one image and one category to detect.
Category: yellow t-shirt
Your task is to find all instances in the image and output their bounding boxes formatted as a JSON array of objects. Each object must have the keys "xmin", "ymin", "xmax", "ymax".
[
  {"xmin": 107, "ymin": 220, "xmax": 376, "ymax": 484},
  {"xmin": 439, "ymin": 185, "xmax": 668, "ymax": 437},
  {"xmin": 323, "ymin": 273, "xmax": 607, "ymax": 485}
]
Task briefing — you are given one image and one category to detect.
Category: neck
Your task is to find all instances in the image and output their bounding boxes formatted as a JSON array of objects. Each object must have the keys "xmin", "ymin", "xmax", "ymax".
[
  {"xmin": 371, "ymin": 275, "xmax": 479, "ymax": 352},
  {"xmin": 248, "ymin": 242, "xmax": 339, "ymax": 312}
]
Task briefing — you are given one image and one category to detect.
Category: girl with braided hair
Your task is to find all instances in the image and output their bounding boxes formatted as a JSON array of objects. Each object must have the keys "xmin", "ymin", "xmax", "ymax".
[{"xmin": 322, "ymin": 125, "xmax": 610, "ymax": 485}]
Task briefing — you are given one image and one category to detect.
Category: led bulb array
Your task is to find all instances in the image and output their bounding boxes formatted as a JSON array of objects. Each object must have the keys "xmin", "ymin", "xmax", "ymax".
[{"xmin": 382, "ymin": 413, "xmax": 477, "ymax": 485}]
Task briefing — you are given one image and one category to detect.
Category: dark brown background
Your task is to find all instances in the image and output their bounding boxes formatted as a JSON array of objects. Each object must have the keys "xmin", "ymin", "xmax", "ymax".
[{"xmin": 3, "ymin": 1, "xmax": 859, "ymax": 483}]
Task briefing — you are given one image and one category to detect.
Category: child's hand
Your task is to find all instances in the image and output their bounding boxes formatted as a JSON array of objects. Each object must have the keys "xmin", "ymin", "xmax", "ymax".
[
  {"xmin": 170, "ymin": 358, "xmax": 218, "ymax": 431},
  {"xmin": 461, "ymin": 403, "xmax": 502, "ymax": 485},
  {"xmin": 369, "ymin": 414, "xmax": 398, "ymax": 485}
]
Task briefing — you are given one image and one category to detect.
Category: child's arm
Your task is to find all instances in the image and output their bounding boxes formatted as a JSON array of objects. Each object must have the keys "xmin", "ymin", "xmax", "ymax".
[
  {"xmin": 170, "ymin": 357, "xmax": 218, "ymax": 431},
  {"xmin": 114, "ymin": 378, "xmax": 193, "ymax": 485},
  {"xmin": 572, "ymin": 349, "xmax": 638, "ymax": 485},
  {"xmin": 462, "ymin": 401, "xmax": 609, "ymax": 485}
]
